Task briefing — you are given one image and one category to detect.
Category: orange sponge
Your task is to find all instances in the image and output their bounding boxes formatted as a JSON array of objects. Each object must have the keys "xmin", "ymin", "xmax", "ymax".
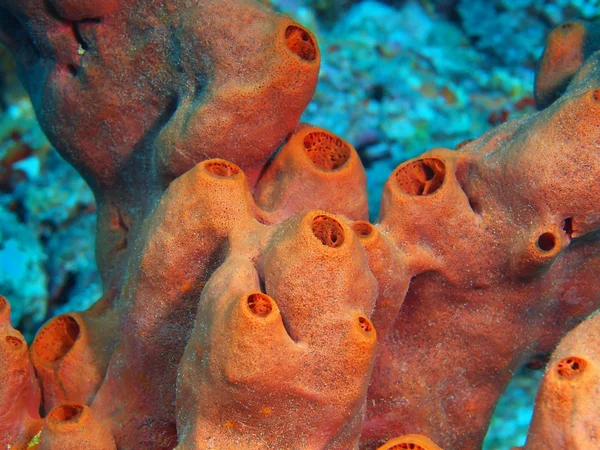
[
  {"xmin": 378, "ymin": 434, "xmax": 443, "ymax": 450},
  {"xmin": 0, "ymin": 296, "xmax": 42, "ymax": 449},
  {"xmin": 523, "ymin": 313, "xmax": 600, "ymax": 449},
  {"xmin": 363, "ymin": 53, "xmax": 600, "ymax": 449},
  {"xmin": 535, "ymin": 20, "xmax": 600, "ymax": 109},
  {"xmin": 39, "ymin": 404, "xmax": 116, "ymax": 450}
]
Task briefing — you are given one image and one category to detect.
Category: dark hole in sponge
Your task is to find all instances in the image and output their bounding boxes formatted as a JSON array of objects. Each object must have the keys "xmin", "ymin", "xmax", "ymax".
[
  {"xmin": 205, "ymin": 160, "xmax": 239, "ymax": 177},
  {"xmin": 285, "ymin": 25, "xmax": 317, "ymax": 61},
  {"xmin": 358, "ymin": 316, "xmax": 373, "ymax": 333},
  {"xmin": 388, "ymin": 443, "xmax": 426, "ymax": 450},
  {"xmin": 556, "ymin": 356, "xmax": 587, "ymax": 379},
  {"xmin": 353, "ymin": 221, "xmax": 375, "ymax": 238},
  {"xmin": 48, "ymin": 404, "xmax": 84, "ymax": 422},
  {"xmin": 247, "ymin": 293, "xmax": 273, "ymax": 317},
  {"xmin": 33, "ymin": 315, "xmax": 80, "ymax": 362},
  {"xmin": 563, "ymin": 217, "xmax": 573, "ymax": 238},
  {"xmin": 423, "ymin": 164, "xmax": 434, "ymax": 180},
  {"xmin": 5, "ymin": 335, "xmax": 23, "ymax": 348},
  {"xmin": 303, "ymin": 131, "xmax": 351, "ymax": 170},
  {"xmin": 395, "ymin": 158, "xmax": 446, "ymax": 196},
  {"xmin": 312, "ymin": 215, "xmax": 344, "ymax": 248},
  {"xmin": 537, "ymin": 232, "xmax": 556, "ymax": 252}
]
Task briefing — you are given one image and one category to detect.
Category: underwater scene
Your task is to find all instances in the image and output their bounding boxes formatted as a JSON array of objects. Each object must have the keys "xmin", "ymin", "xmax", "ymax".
[{"xmin": 0, "ymin": 0, "xmax": 599, "ymax": 448}]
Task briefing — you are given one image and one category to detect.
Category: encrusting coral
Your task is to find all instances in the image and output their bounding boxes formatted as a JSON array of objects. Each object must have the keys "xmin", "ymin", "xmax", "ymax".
[{"xmin": 0, "ymin": 0, "xmax": 599, "ymax": 449}]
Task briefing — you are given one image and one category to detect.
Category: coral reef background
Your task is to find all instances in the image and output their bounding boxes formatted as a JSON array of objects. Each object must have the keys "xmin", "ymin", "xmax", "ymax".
[{"xmin": 0, "ymin": 0, "xmax": 597, "ymax": 448}]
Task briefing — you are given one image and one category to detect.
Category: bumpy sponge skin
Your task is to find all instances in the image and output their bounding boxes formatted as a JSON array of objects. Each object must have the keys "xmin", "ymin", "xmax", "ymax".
[
  {"xmin": 0, "ymin": 296, "xmax": 41, "ymax": 448},
  {"xmin": 0, "ymin": 0, "xmax": 320, "ymax": 290},
  {"xmin": 23, "ymin": 155, "xmax": 394, "ymax": 449},
  {"xmin": 535, "ymin": 20, "xmax": 600, "ymax": 109},
  {"xmin": 1, "ymin": 4, "xmax": 600, "ymax": 449},
  {"xmin": 0, "ymin": 0, "xmax": 319, "ymax": 186},
  {"xmin": 523, "ymin": 313, "xmax": 600, "ymax": 449},
  {"xmin": 362, "ymin": 52, "xmax": 600, "ymax": 449},
  {"xmin": 100, "ymin": 157, "xmax": 401, "ymax": 449}
]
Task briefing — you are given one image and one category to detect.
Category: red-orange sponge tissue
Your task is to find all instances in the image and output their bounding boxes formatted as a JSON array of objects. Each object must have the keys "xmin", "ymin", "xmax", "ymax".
[{"xmin": 0, "ymin": 3, "xmax": 599, "ymax": 449}]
